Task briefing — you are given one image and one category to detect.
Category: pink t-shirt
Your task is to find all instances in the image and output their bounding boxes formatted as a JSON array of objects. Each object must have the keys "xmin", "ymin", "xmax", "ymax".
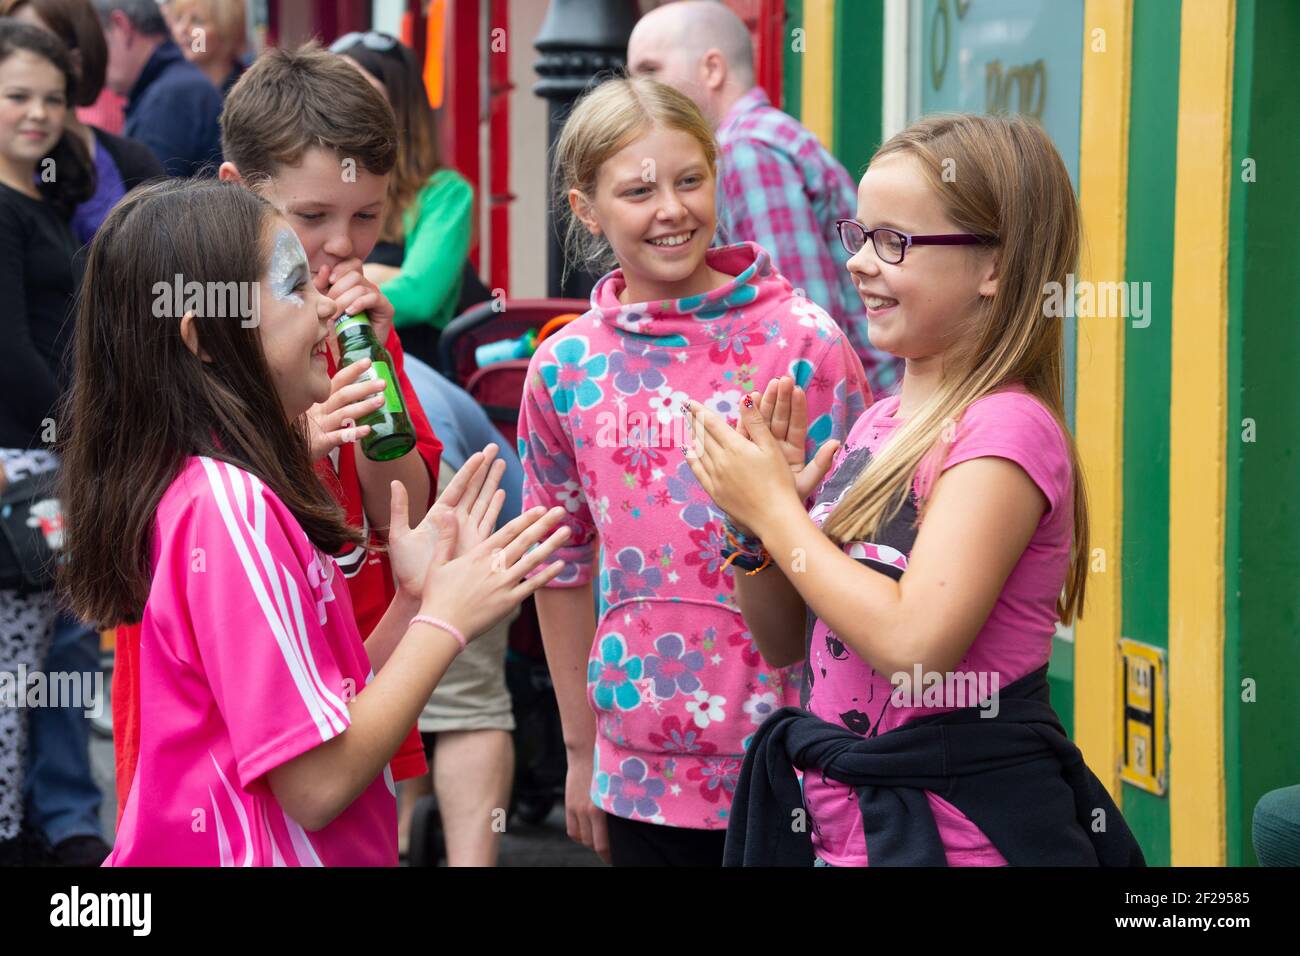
[
  {"xmin": 802, "ymin": 386, "xmax": 1074, "ymax": 866},
  {"xmin": 106, "ymin": 457, "xmax": 397, "ymax": 866}
]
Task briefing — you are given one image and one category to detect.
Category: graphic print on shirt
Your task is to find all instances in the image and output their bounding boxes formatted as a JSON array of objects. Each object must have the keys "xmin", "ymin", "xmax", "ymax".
[
  {"xmin": 520, "ymin": 242, "xmax": 871, "ymax": 829},
  {"xmin": 801, "ymin": 442, "xmax": 919, "ymax": 741},
  {"xmin": 798, "ymin": 388, "xmax": 1075, "ymax": 865}
]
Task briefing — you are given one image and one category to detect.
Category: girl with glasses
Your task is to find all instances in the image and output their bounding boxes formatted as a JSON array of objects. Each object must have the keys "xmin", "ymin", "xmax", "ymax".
[{"xmin": 683, "ymin": 114, "xmax": 1143, "ymax": 867}]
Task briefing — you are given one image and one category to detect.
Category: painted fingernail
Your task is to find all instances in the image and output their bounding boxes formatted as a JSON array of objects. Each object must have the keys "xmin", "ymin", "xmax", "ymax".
[{"xmin": 743, "ymin": 396, "xmax": 754, "ymax": 409}]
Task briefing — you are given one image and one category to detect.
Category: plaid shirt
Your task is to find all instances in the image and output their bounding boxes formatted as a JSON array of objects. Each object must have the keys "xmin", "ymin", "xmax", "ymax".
[{"xmin": 715, "ymin": 87, "xmax": 903, "ymax": 396}]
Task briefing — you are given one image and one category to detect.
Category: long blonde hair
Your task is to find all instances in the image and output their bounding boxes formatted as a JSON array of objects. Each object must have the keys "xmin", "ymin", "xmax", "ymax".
[
  {"xmin": 552, "ymin": 75, "xmax": 718, "ymax": 283},
  {"xmin": 822, "ymin": 113, "xmax": 1090, "ymax": 624}
]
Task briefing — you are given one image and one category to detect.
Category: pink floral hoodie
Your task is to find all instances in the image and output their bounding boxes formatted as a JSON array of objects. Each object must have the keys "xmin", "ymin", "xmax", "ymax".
[{"xmin": 519, "ymin": 242, "xmax": 870, "ymax": 830}]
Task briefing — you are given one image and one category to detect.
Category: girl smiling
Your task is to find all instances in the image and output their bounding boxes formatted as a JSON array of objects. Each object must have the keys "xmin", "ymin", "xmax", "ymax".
[
  {"xmin": 58, "ymin": 179, "xmax": 569, "ymax": 865},
  {"xmin": 685, "ymin": 114, "xmax": 1143, "ymax": 867},
  {"xmin": 0, "ymin": 19, "xmax": 93, "ymax": 864},
  {"xmin": 519, "ymin": 76, "xmax": 870, "ymax": 866}
]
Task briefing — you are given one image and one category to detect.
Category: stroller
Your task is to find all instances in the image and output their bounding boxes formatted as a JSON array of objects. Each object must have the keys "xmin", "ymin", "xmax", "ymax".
[{"xmin": 407, "ymin": 297, "xmax": 585, "ymax": 866}]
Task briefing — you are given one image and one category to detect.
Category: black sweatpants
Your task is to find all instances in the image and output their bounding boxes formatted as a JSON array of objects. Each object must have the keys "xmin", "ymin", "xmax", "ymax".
[{"xmin": 606, "ymin": 814, "xmax": 727, "ymax": 867}]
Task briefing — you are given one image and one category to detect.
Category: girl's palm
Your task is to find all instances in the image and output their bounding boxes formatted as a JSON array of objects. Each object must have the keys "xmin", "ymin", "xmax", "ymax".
[
  {"xmin": 387, "ymin": 446, "xmax": 508, "ymax": 599},
  {"xmin": 739, "ymin": 377, "xmax": 836, "ymax": 500}
]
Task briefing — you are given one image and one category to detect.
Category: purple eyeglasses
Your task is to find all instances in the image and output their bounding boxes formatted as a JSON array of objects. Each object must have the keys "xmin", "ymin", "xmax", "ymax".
[{"xmin": 835, "ymin": 219, "xmax": 994, "ymax": 264}]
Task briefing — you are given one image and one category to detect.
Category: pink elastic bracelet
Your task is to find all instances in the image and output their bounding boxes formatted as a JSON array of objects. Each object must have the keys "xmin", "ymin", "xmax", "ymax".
[{"xmin": 409, "ymin": 615, "xmax": 467, "ymax": 652}]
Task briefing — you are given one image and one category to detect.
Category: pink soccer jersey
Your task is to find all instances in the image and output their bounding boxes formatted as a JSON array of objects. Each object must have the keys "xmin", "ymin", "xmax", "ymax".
[{"xmin": 106, "ymin": 456, "xmax": 397, "ymax": 866}]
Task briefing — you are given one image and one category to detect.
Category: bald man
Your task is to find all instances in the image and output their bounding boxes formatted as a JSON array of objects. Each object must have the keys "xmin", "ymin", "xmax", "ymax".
[{"xmin": 628, "ymin": 0, "xmax": 902, "ymax": 397}]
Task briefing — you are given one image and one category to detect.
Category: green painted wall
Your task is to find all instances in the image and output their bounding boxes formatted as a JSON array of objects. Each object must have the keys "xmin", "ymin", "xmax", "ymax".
[
  {"xmin": 832, "ymin": 0, "xmax": 883, "ymax": 177},
  {"xmin": 1120, "ymin": 0, "xmax": 1181, "ymax": 868},
  {"xmin": 1225, "ymin": 0, "xmax": 1300, "ymax": 868},
  {"xmin": 783, "ymin": 0, "xmax": 803, "ymax": 119},
  {"xmin": 1049, "ymin": 634, "xmax": 1073, "ymax": 739}
]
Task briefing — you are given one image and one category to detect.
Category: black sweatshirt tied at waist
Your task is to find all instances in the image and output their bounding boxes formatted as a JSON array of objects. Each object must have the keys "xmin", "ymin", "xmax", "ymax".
[{"xmin": 723, "ymin": 664, "xmax": 1146, "ymax": 867}]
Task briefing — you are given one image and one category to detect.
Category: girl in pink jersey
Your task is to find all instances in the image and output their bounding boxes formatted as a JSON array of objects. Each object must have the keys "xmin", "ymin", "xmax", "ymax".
[
  {"xmin": 521, "ymin": 76, "xmax": 870, "ymax": 866},
  {"xmin": 685, "ymin": 114, "xmax": 1111, "ymax": 865},
  {"xmin": 57, "ymin": 178, "xmax": 569, "ymax": 866}
]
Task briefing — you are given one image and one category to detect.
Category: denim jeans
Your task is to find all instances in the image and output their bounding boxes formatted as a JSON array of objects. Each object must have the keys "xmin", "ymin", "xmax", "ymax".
[{"xmin": 23, "ymin": 612, "xmax": 104, "ymax": 844}]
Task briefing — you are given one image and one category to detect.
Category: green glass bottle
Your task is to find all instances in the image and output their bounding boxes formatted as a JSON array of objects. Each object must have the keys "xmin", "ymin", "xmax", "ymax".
[{"xmin": 334, "ymin": 312, "xmax": 417, "ymax": 461}]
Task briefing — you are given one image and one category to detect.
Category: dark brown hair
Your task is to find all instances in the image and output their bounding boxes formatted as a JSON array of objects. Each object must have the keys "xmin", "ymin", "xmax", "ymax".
[
  {"xmin": 58, "ymin": 178, "xmax": 362, "ymax": 628},
  {"xmin": 0, "ymin": 0, "xmax": 109, "ymax": 105},
  {"xmin": 220, "ymin": 41, "xmax": 397, "ymax": 188},
  {"xmin": 0, "ymin": 19, "xmax": 94, "ymax": 216},
  {"xmin": 337, "ymin": 35, "xmax": 444, "ymax": 243}
]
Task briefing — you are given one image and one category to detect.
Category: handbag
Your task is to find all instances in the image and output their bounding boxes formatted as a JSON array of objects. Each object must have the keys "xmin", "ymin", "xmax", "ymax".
[{"xmin": 0, "ymin": 467, "xmax": 64, "ymax": 592}]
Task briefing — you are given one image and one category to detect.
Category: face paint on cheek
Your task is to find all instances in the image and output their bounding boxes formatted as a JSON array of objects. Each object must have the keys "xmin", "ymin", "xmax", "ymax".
[{"xmin": 267, "ymin": 227, "xmax": 308, "ymax": 305}]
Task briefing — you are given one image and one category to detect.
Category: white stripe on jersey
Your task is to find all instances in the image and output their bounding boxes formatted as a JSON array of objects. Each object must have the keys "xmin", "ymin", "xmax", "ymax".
[
  {"xmin": 282, "ymin": 807, "xmax": 323, "ymax": 866},
  {"xmin": 198, "ymin": 457, "xmax": 341, "ymax": 741},
  {"xmin": 222, "ymin": 463, "xmax": 350, "ymax": 733},
  {"xmin": 283, "ymin": 559, "xmax": 351, "ymax": 722},
  {"xmin": 209, "ymin": 786, "xmax": 233, "ymax": 867},
  {"xmin": 211, "ymin": 751, "xmax": 253, "ymax": 866},
  {"xmin": 249, "ymin": 473, "xmax": 267, "ymax": 541},
  {"xmin": 261, "ymin": 802, "xmax": 287, "ymax": 867}
]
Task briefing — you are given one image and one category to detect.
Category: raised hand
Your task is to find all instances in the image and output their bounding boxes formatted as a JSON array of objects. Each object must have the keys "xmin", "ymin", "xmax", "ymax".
[
  {"xmin": 417, "ymin": 504, "xmax": 571, "ymax": 644},
  {"xmin": 738, "ymin": 376, "xmax": 840, "ymax": 501},
  {"xmin": 305, "ymin": 358, "xmax": 387, "ymax": 461},
  {"xmin": 425, "ymin": 444, "xmax": 509, "ymax": 559},
  {"xmin": 685, "ymin": 395, "xmax": 798, "ymax": 538},
  {"xmin": 318, "ymin": 260, "xmax": 396, "ymax": 348},
  {"xmin": 385, "ymin": 446, "xmax": 508, "ymax": 600}
]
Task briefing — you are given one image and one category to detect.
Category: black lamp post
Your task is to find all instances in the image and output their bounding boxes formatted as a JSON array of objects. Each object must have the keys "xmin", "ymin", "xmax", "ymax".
[{"xmin": 534, "ymin": 0, "xmax": 639, "ymax": 300}]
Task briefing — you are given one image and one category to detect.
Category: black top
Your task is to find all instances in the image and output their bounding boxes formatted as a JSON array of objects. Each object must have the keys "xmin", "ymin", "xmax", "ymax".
[
  {"xmin": 124, "ymin": 40, "xmax": 223, "ymax": 178},
  {"xmin": 724, "ymin": 665, "xmax": 1147, "ymax": 867},
  {"xmin": 94, "ymin": 126, "xmax": 166, "ymax": 192},
  {"xmin": 0, "ymin": 182, "xmax": 81, "ymax": 450}
]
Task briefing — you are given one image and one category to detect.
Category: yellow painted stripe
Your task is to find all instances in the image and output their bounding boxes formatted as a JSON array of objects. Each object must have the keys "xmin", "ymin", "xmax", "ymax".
[
  {"xmin": 1073, "ymin": 0, "xmax": 1132, "ymax": 801},
  {"xmin": 1168, "ymin": 0, "xmax": 1233, "ymax": 867},
  {"xmin": 800, "ymin": 0, "xmax": 835, "ymax": 151}
]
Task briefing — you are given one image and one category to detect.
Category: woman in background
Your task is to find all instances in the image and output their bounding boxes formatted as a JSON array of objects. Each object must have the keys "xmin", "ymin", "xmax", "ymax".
[
  {"xmin": 163, "ymin": 0, "xmax": 246, "ymax": 96},
  {"xmin": 2, "ymin": 0, "xmax": 164, "ymax": 243},
  {"xmin": 334, "ymin": 31, "xmax": 476, "ymax": 370},
  {"xmin": 1, "ymin": 0, "xmax": 164, "ymax": 868},
  {"xmin": 0, "ymin": 19, "xmax": 94, "ymax": 865}
]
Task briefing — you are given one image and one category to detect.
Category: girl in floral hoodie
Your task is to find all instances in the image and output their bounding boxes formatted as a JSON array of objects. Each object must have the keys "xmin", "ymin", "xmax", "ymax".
[{"xmin": 519, "ymin": 77, "xmax": 870, "ymax": 866}]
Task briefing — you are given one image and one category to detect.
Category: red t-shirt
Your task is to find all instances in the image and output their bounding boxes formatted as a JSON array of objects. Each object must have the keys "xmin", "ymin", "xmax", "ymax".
[
  {"xmin": 113, "ymin": 326, "xmax": 441, "ymax": 820},
  {"xmin": 317, "ymin": 325, "xmax": 441, "ymax": 781}
]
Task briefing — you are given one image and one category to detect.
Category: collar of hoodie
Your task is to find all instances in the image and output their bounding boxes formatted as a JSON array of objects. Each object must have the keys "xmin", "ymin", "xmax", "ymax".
[{"xmin": 586, "ymin": 241, "xmax": 789, "ymax": 345}]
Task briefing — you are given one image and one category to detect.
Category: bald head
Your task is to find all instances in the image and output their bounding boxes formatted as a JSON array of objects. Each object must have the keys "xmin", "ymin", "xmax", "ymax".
[{"xmin": 627, "ymin": 0, "xmax": 755, "ymax": 125}]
